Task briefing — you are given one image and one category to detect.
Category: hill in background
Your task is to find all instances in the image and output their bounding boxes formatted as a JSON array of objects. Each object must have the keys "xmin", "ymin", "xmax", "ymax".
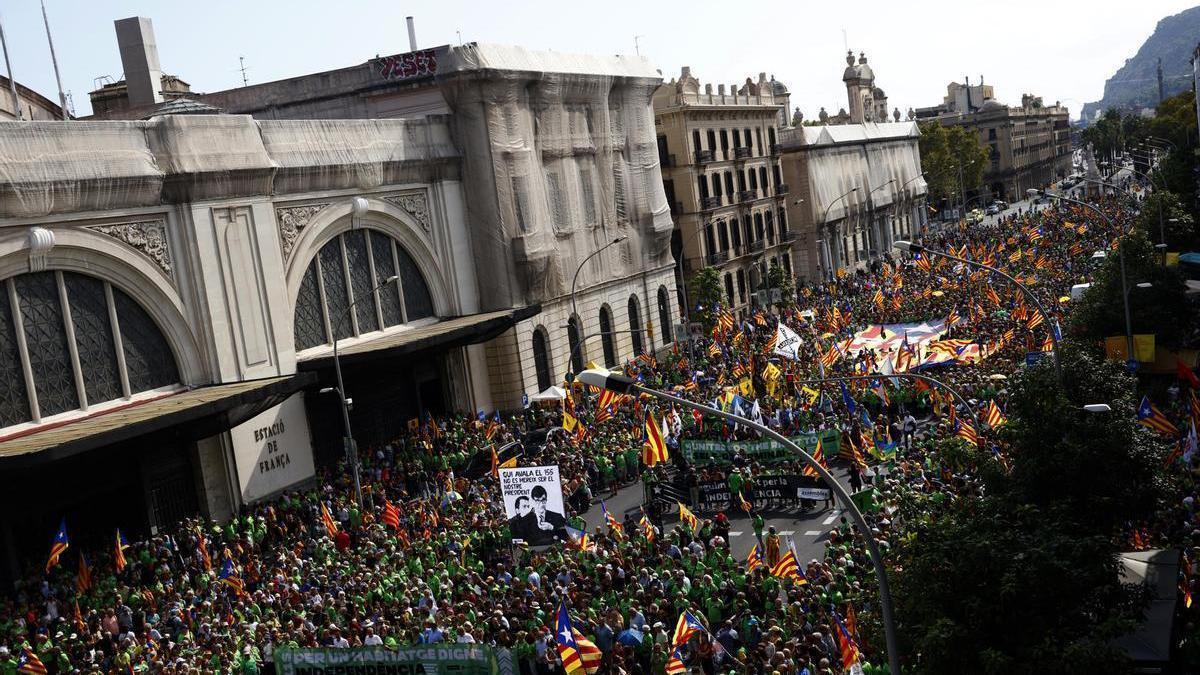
[{"xmin": 1082, "ymin": 5, "xmax": 1200, "ymax": 121}]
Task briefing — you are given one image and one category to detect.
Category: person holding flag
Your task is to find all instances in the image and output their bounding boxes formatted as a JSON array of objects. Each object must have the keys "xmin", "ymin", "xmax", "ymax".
[
  {"xmin": 114, "ymin": 530, "xmax": 129, "ymax": 574},
  {"xmin": 554, "ymin": 602, "xmax": 601, "ymax": 674},
  {"xmin": 45, "ymin": 519, "xmax": 69, "ymax": 574},
  {"xmin": 677, "ymin": 502, "xmax": 699, "ymax": 533}
]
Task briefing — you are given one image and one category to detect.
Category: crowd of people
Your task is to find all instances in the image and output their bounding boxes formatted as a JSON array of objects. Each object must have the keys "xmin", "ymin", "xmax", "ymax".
[{"xmin": 2, "ymin": 192, "xmax": 1194, "ymax": 674}]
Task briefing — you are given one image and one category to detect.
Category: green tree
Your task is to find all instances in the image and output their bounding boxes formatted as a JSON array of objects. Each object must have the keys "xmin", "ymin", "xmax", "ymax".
[
  {"xmin": 1069, "ymin": 230, "xmax": 1192, "ymax": 347},
  {"xmin": 767, "ymin": 262, "xmax": 795, "ymax": 308},
  {"xmin": 892, "ymin": 347, "xmax": 1169, "ymax": 674},
  {"xmin": 688, "ymin": 266, "xmax": 724, "ymax": 329},
  {"xmin": 1133, "ymin": 190, "xmax": 1197, "ymax": 250},
  {"xmin": 918, "ymin": 121, "xmax": 990, "ymax": 205}
]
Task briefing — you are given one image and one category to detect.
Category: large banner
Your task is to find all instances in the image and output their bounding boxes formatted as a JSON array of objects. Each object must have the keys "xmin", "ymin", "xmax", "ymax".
[
  {"xmin": 498, "ymin": 465, "xmax": 567, "ymax": 546},
  {"xmin": 681, "ymin": 429, "xmax": 840, "ymax": 466},
  {"xmin": 274, "ymin": 645, "xmax": 510, "ymax": 674},
  {"xmin": 693, "ymin": 474, "xmax": 830, "ymax": 514}
]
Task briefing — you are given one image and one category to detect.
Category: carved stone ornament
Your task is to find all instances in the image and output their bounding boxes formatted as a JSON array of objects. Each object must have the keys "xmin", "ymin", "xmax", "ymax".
[
  {"xmin": 26, "ymin": 227, "xmax": 54, "ymax": 273},
  {"xmin": 88, "ymin": 220, "xmax": 172, "ymax": 276},
  {"xmin": 383, "ymin": 192, "xmax": 431, "ymax": 231},
  {"xmin": 275, "ymin": 203, "xmax": 330, "ymax": 259}
]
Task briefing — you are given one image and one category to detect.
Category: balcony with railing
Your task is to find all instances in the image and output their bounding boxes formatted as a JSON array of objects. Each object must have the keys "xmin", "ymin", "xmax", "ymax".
[
  {"xmin": 734, "ymin": 146, "xmax": 753, "ymax": 160},
  {"xmin": 706, "ymin": 250, "xmax": 730, "ymax": 265},
  {"xmin": 748, "ymin": 239, "xmax": 765, "ymax": 253},
  {"xmin": 770, "ymin": 143, "xmax": 782, "ymax": 155},
  {"xmin": 737, "ymin": 189, "xmax": 757, "ymax": 203},
  {"xmin": 775, "ymin": 183, "xmax": 789, "ymax": 195},
  {"xmin": 695, "ymin": 149, "xmax": 715, "ymax": 164},
  {"xmin": 779, "ymin": 230, "xmax": 795, "ymax": 243},
  {"xmin": 701, "ymin": 195, "xmax": 723, "ymax": 210}
]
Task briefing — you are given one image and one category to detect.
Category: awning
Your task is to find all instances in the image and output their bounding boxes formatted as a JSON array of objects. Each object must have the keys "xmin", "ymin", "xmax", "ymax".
[
  {"xmin": 298, "ymin": 305, "xmax": 541, "ymax": 369},
  {"xmin": 0, "ymin": 374, "xmax": 316, "ymax": 467}
]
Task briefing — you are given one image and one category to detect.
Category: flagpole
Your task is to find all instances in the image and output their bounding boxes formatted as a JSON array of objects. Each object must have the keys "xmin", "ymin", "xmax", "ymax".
[
  {"xmin": 576, "ymin": 368, "xmax": 902, "ymax": 675},
  {"xmin": 39, "ymin": 0, "xmax": 69, "ymax": 120},
  {"xmin": 0, "ymin": 10, "xmax": 20, "ymax": 119}
]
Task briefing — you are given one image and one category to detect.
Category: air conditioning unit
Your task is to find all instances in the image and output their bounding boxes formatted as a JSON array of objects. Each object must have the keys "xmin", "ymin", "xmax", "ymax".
[{"xmin": 769, "ymin": 288, "xmax": 782, "ymax": 304}]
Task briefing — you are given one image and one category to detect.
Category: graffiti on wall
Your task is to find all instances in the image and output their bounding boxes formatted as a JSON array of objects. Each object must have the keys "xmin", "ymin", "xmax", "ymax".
[{"xmin": 375, "ymin": 49, "xmax": 439, "ymax": 81}]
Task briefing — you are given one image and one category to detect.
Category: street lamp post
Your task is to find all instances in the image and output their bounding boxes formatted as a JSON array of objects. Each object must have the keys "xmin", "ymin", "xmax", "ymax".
[
  {"xmin": 576, "ymin": 368, "xmax": 903, "ymax": 675},
  {"xmin": 896, "ymin": 173, "xmax": 926, "ymax": 239},
  {"xmin": 894, "ymin": 239, "xmax": 1063, "ymax": 383},
  {"xmin": 675, "ymin": 222, "xmax": 716, "ymax": 365},
  {"xmin": 866, "ymin": 179, "xmax": 895, "ymax": 259},
  {"xmin": 569, "ymin": 235, "xmax": 629, "ymax": 366},
  {"xmin": 324, "ymin": 272, "xmax": 400, "ymax": 509},
  {"xmin": 1030, "ymin": 188, "xmax": 1136, "ymax": 371},
  {"xmin": 563, "ymin": 328, "xmax": 650, "ymax": 382},
  {"xmin": 821, "ymin": 187, "xmax": 860, "ymax": 281}
]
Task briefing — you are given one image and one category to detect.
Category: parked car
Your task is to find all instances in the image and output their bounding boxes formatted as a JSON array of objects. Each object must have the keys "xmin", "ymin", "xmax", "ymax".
[{"xmin": 985, "ymin": 204, "xmax": 1000, "ymax": 215}]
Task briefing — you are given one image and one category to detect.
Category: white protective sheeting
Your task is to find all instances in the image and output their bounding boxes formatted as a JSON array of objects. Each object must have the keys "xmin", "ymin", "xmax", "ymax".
[
  {"xmin": 438, "ymin": 43, "xmax": 672, "ymax": 308},
  {"xmin": 0, "ymin": 115, "xmax": 459, "ymax": 219},
  {"xmin": 261, "ymin": 118, "xmax": 458, "ymax": 194},
  {"xmin": 0, "ymin": 120, "xmax": 163, "ymax": 217},
  {"xmin": 787, "ymin": 121, "xmax": 926, "ymax": 223},
  {"xmin": 444, "ymin": 43, "xmax": 662, "ymax": 79}
]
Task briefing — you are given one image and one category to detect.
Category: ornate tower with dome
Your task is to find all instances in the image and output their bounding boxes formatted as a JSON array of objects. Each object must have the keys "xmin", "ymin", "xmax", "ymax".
[{"xmin": 842, "ymin": 51, "xmax": 890, "ymax": 124}]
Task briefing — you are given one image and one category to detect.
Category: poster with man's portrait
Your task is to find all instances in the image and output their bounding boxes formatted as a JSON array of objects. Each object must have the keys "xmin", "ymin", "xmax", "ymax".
[{"xmin": 498, "ymin": 465, "xmax": 567, "ymax": 546}]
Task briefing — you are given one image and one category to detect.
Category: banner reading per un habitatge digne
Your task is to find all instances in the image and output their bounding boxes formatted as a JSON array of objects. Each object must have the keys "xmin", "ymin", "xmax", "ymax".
[{"xmin": 274, "ymin": 645, "xmax": 511, "ymax": 674}]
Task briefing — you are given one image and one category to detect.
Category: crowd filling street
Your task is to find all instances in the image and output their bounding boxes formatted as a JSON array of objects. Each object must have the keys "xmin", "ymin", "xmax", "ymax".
[{"xmin": 5, "ymin": 193, "xmax": 1200, "ymax": 675}]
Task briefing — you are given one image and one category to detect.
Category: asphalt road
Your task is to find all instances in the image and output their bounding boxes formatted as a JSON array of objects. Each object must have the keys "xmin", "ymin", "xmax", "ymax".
[{"xmin": 582, "ymin": 461, "xmax": 867, "ymax": 567}]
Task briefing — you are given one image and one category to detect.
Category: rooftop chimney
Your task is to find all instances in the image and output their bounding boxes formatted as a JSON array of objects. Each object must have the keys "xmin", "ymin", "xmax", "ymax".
[
  {"xmin": 406, "ymin": 16, "xmax": 418, "ymax": 52},
  {"xmin": 114, "ymin": 17, "xmax": 163, "ymax": 107}
]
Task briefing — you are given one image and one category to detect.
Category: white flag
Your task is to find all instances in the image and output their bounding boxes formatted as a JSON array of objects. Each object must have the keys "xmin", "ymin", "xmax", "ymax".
[{"xmin": 773, "ymin": 323, "xmax": 804, "ymax": 360}]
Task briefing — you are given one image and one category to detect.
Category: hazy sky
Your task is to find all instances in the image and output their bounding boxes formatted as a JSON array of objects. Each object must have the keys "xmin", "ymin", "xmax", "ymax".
[{"xmin": 2, "ymin": 0, "xmax": 1196, "ymax": 119}]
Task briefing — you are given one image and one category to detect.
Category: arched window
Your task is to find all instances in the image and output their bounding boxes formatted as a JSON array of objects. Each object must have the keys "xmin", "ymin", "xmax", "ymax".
[
  {"xmin": 294, "ymin": 229, "xmax": 434, "ymax": 351},
  {"xmin": 628, "ymin": 296, "xmax": 644, "ymax": 356},
  {"xmin": 0, "ymin": 270, "xmax": 179, "ymax": 428},
  {"xmin": 532, "ymin": 327, "xmax": 552, "ymax": 392},
  {"xmin": 598, "ymin": 305, "xmax": 617, "ymax": 366},
  {"xmin": 567, "ymin": 315, "xmax": 584, "ymax": 375},
  {"xmin": 657, "ymin": 286, "xmax": 672, "ymax": 345}
]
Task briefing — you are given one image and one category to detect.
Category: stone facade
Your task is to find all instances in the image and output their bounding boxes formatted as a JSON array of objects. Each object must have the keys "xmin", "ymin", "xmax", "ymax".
[
  {"xmin": 653, "ymin": 68, "xmax": 795, "ymax": 320},
  {"xmin": 85, "ymin": 38, "xmax": 678, "ymax": 408},
  {"xmin": 915, "ymin": 82, "xmax": 1072, "ymax": 201},
  {"xmin": 0, "ymin": 114, "xmax": 470, "ymax": 521}
]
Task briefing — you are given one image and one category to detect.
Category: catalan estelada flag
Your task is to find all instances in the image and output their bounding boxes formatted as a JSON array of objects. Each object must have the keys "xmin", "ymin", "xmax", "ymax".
[
  {"xmin": 985, "ymin": 400, "xmax": 1006, "ymax": 428},
  {"xmin": 45, "ymin": 519, "xmax": 69, "ymax": 574},
  {"xmin": 955, "ymin": 418, "xmax": 980, "ymax": 447},
  {"xmin": 802, "ymin": 438, "xmax": 827, "ymax": 478},
  {"xmin": 746, "ymin": 544, "xmax": 763, "ymax": 573},
  {"xmin": 381, "ymin": 500, "xmax": 401, "ymax": 530},
  {"xmin": 195, "ymin": 529, "xmax": 212, "ymax": 572},
  {"xmin": 672, "ymin": 610, "xmax": 707, "ymax": 648},
  {"xmin": 321, "ymin": 502, "xmax": 340, "ymax": 539},
  {"xmin": 218, "ymin": 557, "xmax": 245, "ymax": 597},
  {"xmin": 666, "ymin": 645, "xmax": 687, "ymax": 675},
  {"xmin": 833, "ymin": 614, "xmax": 861, "ymax": 671},
  {"xmin": 643, "ymin": 412, "xmax": 670, "ymax": 467},
  {"xmin": 1138, "ymin": 395, "xmax": 1179, "ymax": 437},
  {"xmin": 601, "ymin": 502, "xmax": 624, "ymax": 540},
  {"xmin": 114, "ymin": 530, "xmax": 129, "ymax": 573},
  {"xmin": 76, "ymin": 552, "xmax": 92, "ymax": 593},
  {"xmin": 771, "ymin": 540, "xmax": 805, "ymax": 584},
  {"xmin": 677, "ymin": 502, "xmax": 699, "ymax": 532},
  {"xmin": 554, "ymin": 602, "xmax": 587, "ymax": 674},
  {"xmin": 639, "ymin": 511, "xmax": 656, "ymax": 543},
  {"xmin": 17, "ymin": 647, "xmax": 47, "ymax": 674}
]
